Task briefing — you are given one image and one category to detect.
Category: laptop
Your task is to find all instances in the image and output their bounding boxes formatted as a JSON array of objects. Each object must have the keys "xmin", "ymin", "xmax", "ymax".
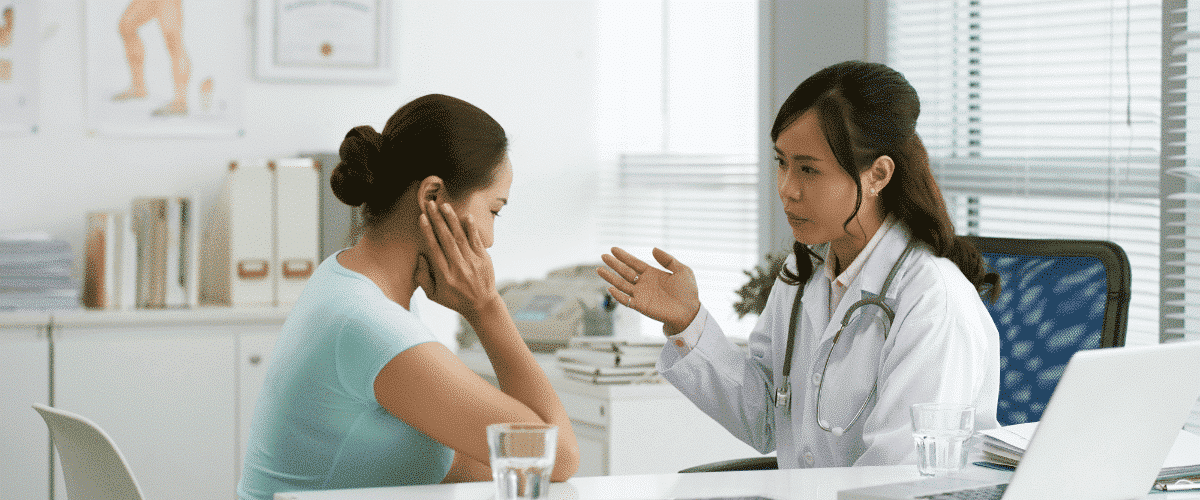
[{"xmin": 838, "ymin": 341, "xmax": 1200, "ymax": 500}]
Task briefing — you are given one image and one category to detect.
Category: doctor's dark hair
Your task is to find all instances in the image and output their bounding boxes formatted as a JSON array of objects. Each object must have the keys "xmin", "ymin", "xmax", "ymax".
[
  {"xmin": 330, "ymin": 94, "xmax": 508, "ymax": 226},
  {"xmin": 772, "ymin": 61, "xmax": 1000, "ymax": 301}
]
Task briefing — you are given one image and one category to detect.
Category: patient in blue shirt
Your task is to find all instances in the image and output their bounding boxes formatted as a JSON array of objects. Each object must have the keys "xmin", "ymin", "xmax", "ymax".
[{"xmin": 237, "ymin": 94, "xmax": 579, "ymax": 500}]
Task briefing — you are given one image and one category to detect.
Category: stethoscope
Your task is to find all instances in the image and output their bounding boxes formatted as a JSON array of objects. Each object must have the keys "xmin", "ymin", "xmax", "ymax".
[{"xmin": 774, "ymin": 238, "xmax": 919, "ymax": 437}]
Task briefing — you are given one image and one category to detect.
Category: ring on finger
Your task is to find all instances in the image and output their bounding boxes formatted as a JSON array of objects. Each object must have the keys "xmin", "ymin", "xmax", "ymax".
[{"xmin": 633, "ymin": 273, "xmax": 640, "ymax": 284}]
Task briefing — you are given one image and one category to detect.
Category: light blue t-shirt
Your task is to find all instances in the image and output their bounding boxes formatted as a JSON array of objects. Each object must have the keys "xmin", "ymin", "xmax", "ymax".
[{"xmin": 237, "ymin": 252, "xmax": 453, "ymax": 500}]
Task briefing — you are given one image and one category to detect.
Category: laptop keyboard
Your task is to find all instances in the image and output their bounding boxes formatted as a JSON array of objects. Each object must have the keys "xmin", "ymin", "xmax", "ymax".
[{"xmin": 915, "ymin": 483, "xmax": 1007, "ymax": 500}]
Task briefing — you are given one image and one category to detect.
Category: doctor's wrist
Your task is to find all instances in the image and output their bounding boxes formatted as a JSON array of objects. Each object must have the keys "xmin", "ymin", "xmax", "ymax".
[{"xmin": 663, "ymin": 303, "xmax": 701, "ymax": 337}]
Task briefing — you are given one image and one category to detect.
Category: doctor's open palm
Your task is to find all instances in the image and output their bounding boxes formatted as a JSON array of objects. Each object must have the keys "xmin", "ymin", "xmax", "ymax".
[{"xmin": 599, "ymin": 247, "xmax": 701, "ymax": 335}]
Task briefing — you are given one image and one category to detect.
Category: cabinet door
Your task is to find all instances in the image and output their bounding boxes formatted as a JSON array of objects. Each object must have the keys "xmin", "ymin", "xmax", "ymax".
[
  {"xmin": 0, "ymin": 319, "xmax": 50, "ymax": 500},
  {"xmin": 54, "ymin": 325, "xmax": 238, "ymax": 500},
  {"xmin": 237, "ymin": 332, "xmax": 279, "ymax": 477}
]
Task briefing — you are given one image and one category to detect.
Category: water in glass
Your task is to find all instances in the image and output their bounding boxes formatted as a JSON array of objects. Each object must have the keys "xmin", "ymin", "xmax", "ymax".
[{"xmin": 492, "ymin": 456, "xmax": 553, "ymax": 500}]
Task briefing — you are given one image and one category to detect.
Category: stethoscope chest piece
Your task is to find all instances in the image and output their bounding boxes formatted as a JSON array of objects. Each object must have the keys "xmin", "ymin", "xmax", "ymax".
[{"xmin": 775, "ymin": 380, "xmax": 791, "ymax": 408}]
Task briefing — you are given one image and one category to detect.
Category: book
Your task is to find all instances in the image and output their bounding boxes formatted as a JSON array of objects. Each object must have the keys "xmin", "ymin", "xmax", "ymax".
[
  {"xmin": 555, "ymin": 346, "xmax": 659, "ymax": 368},
  {"xmin": 82, "ymin": 212, "xmax": 120, "ymax": 309},
  {"xmin": 979, "ymin": 422, "xmax": 1200, "ymax": 480},
  {"xmin": 567, "ymin": 336, "xmax": 666, "ymax": 352},
  {"xmin": 131, "ymin": 197, "xmax": 168, "ymax": 308},
  {"xmin": 562, "ymin": 369, "xmax": 664, "ymax": 385},
  {"xmin": 557, "ymin": 359, "xmax": 659, "ymax": 377}
]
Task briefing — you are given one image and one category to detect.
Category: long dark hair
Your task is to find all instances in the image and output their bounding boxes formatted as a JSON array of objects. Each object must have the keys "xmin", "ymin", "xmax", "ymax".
[
  {"xmin": 330, "ymin": 94, "xmax": 509, "ymax": 226},
  {"xmin": 772, "ymin": 61, "xmax": 999, "ymax": 301}
]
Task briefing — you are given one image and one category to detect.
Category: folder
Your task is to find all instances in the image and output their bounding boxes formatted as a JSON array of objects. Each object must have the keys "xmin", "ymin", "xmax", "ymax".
[
  {"xmin": 200, "ymin": 160, "xmax": 275, "ymax": 307},
  {"xmin": 272, "ymin": 158, "xmax": 319, "ymax": 306}
]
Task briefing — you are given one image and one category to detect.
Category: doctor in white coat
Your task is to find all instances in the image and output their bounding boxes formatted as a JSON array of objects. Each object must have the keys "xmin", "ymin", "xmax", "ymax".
[{"xmin": 599, "ymin": 61, "xmax": 1002, "ymax": 468}]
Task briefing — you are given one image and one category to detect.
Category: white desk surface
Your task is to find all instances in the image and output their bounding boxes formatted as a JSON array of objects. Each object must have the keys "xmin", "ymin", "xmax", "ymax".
[
  {"xmin": 273, "ymin": 466, "xmax": 922, "ymax": 500},
  {"xmin": 273, "ymin": 464, "xmax": 1200, "ymax": 500}
]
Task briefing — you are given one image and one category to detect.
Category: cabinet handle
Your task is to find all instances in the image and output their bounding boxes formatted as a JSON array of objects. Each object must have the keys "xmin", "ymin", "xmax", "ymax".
[
  {"xmin": 249, "ymin": 355, "xmax": 262, "ymax": 365},
  {"xmin": 238, "ymin": 260, "xmax": 269, "ymax": 279}
]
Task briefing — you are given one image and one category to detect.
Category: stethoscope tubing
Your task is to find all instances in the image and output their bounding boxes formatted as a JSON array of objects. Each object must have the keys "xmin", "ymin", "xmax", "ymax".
[{"xmin": 775, "ymin": 238, "xmax": 919, "ymax": 437}]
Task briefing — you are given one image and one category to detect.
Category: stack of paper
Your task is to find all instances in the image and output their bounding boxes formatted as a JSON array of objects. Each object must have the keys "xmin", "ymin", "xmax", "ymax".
[
  {"xmin": 0, "ymin": 232, "xmax": 79, "ymax": 311},
  {"xmin": 980, "ymin": 422, "xmax": 1200, "ymax": 480},
  {"xmin": 555, "ymin": 337, "xmax": 665, "ymax": 385}
]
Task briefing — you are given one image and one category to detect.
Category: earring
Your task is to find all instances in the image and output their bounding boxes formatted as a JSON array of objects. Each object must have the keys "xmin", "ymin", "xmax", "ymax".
[{"xmin": 870, "ymin": 188, "xmax": 877, "ymax": 196}]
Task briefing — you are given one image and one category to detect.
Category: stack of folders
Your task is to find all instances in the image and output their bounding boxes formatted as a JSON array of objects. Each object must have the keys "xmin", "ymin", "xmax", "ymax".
[
  {"xmin": 555, "ymin": 337, "xmax": 665, "ymax": 385},
  {"xmin": 0, "ymin": 232, "xmax": 79, "ymax": 311},
  {"xmin": 980, "ymin": 422, "xmax": 1200, "ymax": 488}
]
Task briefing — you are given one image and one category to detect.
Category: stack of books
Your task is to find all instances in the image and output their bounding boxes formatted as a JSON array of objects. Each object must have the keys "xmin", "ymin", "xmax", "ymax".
[
  {"xmin": 555, "ymin": 337, "xmax": 665, "ymax": 385},
  {"xmin": 83, "ymin": 196, "xmax": 199, "ymax": 310},
  {"xmin": 0, "ymin": 232, "xmax": 79, "ymax": 311},
  {"xmin": 980, "ymin": 422, "xmax": 1200, "ymax": 484}
]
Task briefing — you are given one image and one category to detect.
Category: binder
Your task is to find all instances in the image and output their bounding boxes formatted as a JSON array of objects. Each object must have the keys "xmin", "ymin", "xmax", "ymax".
[
  {"xmin": 119, "ymin": 209, "xmax": 137, "ymax": 310},
  {"xmin": 300, "ymin": 151, "xmax": 363, "ymax": 261},
  {"xmin": 201, "ymin": 160, "xmax": 275, "ymax": 307},
  {"xmin": 272, "ymin": 158, "xmax": 319, "ymax": 306},
  {"xmin": 82, "ymin": 212, "xmax": 120, "ymax": 309},
  {"xmin": 131, "ymin": 197, "xmax": 168, "ymax": 308},
  {"xmin": 163, "ymin": 195, "xmax": 199, "ymax": 308}
]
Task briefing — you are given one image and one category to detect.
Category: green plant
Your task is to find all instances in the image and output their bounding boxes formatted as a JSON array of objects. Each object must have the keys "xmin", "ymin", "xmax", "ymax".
[{"xmin": 733, "ymin": 251, "xmax": 790, "ymax": 319}]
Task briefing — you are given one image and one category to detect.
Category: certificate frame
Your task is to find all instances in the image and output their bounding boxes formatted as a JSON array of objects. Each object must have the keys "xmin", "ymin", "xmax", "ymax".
[{"xmin": 254, "ymin": 0, "xmax": 392, "ymax": 83}]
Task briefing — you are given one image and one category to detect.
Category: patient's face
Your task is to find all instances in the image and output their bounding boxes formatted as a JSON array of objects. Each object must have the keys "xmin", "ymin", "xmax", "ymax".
[{"xmin": 450, "ymin": 156, "xmax": 512, "ymax": 249}]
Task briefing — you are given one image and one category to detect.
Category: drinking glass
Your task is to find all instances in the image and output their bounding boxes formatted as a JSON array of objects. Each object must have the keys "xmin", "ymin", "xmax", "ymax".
[
  {"xmin": 910, "ymin": 403, "xmax": 974, "ymax": 476},
  {"xmin": 487, "ymin": 423, "xmax": 558, "ymax": 500}
]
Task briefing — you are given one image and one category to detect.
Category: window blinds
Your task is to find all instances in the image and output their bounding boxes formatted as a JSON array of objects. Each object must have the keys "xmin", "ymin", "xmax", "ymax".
[
  {"xmin": 887, "ymin": 0, "xmax": 1162, "ymax": 346},
  {"xmin": 1163, "ymin": 2, "xmax": 1200, "ymax": 344}
]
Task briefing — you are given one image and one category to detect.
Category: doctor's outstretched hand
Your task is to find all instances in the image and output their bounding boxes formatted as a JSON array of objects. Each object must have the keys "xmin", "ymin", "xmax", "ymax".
[{"xmin": 599, "ymin": 247, "xmax": 701, "ymax": 336}]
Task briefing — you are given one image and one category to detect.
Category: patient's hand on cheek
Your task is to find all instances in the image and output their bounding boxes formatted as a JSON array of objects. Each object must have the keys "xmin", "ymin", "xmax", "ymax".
[{"xmin": 418, "ymin": 201, "xmax": 501, "ymax": 321}]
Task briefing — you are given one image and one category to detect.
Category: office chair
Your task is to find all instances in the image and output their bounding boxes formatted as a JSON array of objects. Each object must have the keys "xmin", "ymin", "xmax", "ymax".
[
  {"xmin": 965, "ymin": 236, "xmax": 1130, "ymax": 426},
  {"xmin": 32, "ymin": 403, "xmax": 146, "ymax": 500}
]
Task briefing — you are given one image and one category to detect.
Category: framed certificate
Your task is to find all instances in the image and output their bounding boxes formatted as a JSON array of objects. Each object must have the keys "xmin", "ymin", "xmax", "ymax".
[{"xmin": 254, "ymin": 0, "xmax": 391, "ymax": 83}]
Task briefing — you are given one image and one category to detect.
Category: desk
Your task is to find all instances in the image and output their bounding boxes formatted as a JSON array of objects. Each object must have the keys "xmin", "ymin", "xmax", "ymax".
[
  {"xmin": 273, "ymin": 465, "xmax": 1200, "ymax": 500},
  {"xmin": 456, "ymin": 348, "xmax": 765, "ymax": 476}
]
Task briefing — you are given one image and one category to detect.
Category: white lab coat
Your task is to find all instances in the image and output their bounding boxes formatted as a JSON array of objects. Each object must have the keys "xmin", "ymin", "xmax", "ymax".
[{"xmin": 659, "ymin": 222, "xmax": 1000, "ymax": 468}]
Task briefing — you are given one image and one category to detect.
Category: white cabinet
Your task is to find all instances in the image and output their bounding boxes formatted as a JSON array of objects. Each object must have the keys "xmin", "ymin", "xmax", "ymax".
[
  {"xmin": 0, "ymin": 313, "xmax": 50, "ymax": 500},
  {"xmin": 457, "ymin": 349, "xmax": 767, "ymax": 477},
  {"xmin": 49, "ymin": 308, "xmax": 285, "ymax": 500}
]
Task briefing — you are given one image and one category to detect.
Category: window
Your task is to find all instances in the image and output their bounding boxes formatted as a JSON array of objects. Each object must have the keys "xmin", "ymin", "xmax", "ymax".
[
  {"xmin": 1164, "ymin": 0, "xmax": 1200, "ymax": 432},
  {"xmin": 595, "ymin": 1, "xmax": 759, "ymax": 339},
  {"xmin": 886, "ymin": 0, "xmax": 1162, "ymax": 347}
]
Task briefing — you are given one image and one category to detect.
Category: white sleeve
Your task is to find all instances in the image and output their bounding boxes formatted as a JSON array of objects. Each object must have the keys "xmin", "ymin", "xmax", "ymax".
[
  {"xmin": 664, "ymin": 308, "xmax": 707, "ymax": 356},
  {"xmin": 656, "ymin": 296, "xmax": 784, "ymax": 455}
]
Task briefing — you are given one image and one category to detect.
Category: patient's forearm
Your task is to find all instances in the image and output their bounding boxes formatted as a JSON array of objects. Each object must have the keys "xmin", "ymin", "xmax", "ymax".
[{"xmin": 441, "ymin": 451, "xmax": 492, "ymax": 483}]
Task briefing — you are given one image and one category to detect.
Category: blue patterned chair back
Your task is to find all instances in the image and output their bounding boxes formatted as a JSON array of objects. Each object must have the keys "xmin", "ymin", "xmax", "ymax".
[{"xmin": 964, "ymin": 237, "xmax": 1130, "ymax": 426}]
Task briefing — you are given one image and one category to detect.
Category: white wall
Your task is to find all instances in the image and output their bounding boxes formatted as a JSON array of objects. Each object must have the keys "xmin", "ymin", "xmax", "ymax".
[
  {"xmin": 758, "ymin": 0, "xmax": 877, "ymax": 257},
  {"xmin": 0, "ymin": 0, "xmax": 600, "ymax": 344}
]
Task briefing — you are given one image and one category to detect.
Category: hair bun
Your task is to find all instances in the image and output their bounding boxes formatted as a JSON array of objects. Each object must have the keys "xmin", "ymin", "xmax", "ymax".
[{"xmin": 331, "ymin": 125, "xmax": 384, "ymax": 207}]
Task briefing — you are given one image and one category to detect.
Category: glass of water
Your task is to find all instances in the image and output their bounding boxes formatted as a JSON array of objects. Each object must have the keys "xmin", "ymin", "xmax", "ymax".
[
  {"xmin": 487, "ymin": 423, "xmax": 558, "ymax": 500},
  {"xmin": 910, "ymin": 403, "xmax": 974, "ymax": 476}
]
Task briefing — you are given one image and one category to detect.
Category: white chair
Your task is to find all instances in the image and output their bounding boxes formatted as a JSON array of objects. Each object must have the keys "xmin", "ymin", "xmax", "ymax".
[{"xmin": 32, "ymin": 403, "xmax": 145, "ymax": 500}]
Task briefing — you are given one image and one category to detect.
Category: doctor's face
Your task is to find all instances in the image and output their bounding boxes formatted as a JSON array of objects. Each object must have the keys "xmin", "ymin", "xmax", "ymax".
[
  {"xmin": 448, "ymin": 156, "xmax": 513, "ymax": 249},
  {"xmin": 774, "ymin": 111, "xmax": 863, "ymax": 247}
]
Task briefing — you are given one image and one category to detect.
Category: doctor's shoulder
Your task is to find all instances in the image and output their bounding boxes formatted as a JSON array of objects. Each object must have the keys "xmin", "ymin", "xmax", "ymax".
[{"xmin": 894, "ymin": 246, "xmax": 989, "ymax": 311}]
